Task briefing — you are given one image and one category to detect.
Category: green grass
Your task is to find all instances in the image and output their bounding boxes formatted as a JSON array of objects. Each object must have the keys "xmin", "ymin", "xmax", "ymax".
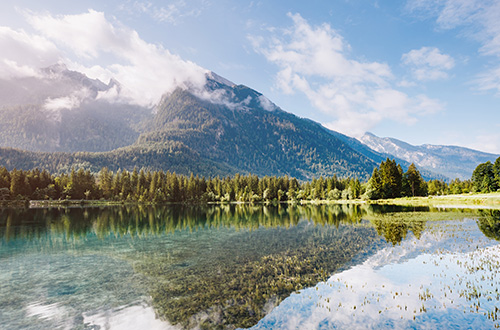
[{"xmin": 367, "ymin": 192, "xmax": 500, "ymax": 209}]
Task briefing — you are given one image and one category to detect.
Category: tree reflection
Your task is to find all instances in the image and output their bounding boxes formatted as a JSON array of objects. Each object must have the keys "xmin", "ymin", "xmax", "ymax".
[
  {"xmin": 0, "ymin": 204, "xmax": 380, "ymax": 329},
  {"xmin": 365, "ymin": 207, "xmax": 429, "ymax": 245},
  {"xmin": 477, "ymin": 210, "xmax": 500, "ymax": 241},
  {"xmin": 371, "ymin": 219, "xmax": 426, "ymax": 245},
  {"xmin": 0, "ymin": 204, "xmax": 368, "ymax": 242}
]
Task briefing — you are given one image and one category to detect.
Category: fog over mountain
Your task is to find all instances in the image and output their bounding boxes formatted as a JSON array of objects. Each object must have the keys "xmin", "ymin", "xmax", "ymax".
[
  {"xmin": 0, "ymin": 62, "xmax": 495, "ymax": 181},
  {"xmin": 0, "ymin": 63, "xmax": 152, "ymax": 152}
]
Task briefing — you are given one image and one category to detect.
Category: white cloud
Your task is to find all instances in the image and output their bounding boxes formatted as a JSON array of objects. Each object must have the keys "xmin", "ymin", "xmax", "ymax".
[
  {"xmin": 258, "ymin": 95, "xmax": 277, "ymax": 111},
  {"xmin": 22, "ymin": 9, "xmax": 208, "ymax": 107},
  {"xmin": 44, "ymin": 93, "xmax": 84, "ymax": 112},
  {"xmin": 258, "ymin": 13, "xmax": 392, "ymax": 84},
  {"xmin": 406, "ymin": 0, "xmax": 483, "ymax": 29},
  {"xmin": 398, "ymin": 79, "xmax": 417, "ymax": 87},
  {"xmin": 0, "ymin": 26, "xmax": 60, "ymax": 79},
  {"xmin": 126, "ymin": 0, "xmax": 205, "ymax": 25},
  {"xmin": 474, "ymin": 59, "xmax": 500, "ymax": 94},
  {"xmin": 42, "ymin": 87, "xmax": 92, "ymax": 121},
  {"xmin": 402, "ymin": 46, "xmax": 455, "ymax": 81},
  {"xmin": 251, "ymin": 13, "xmax": 442, "ymax": 137},
  {"xmin": 407, "ymin": 0, "xmax": 500, "ymax": 92}
]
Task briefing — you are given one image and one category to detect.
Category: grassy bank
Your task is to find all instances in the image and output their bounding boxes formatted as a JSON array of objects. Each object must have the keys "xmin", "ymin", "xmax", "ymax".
[{"xmin": 368, "ymin": 192, "xmax": 500, "ymax": 209}]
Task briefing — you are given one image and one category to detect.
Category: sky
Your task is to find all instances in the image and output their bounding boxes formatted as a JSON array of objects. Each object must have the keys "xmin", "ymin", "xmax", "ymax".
[{"xmin": 0, "ymin": 0, "xmax": 499, "ymax": 154}]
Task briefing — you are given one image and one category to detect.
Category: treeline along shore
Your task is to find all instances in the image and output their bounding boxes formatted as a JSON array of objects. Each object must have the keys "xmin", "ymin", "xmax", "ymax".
[{"xmin": 0, "ymin": 157, "xmax": 499, "ymax": 205}]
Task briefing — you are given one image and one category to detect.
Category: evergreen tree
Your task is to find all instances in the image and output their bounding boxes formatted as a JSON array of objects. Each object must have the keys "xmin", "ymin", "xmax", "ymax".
[
  {"xmin": 131, "ymin": 167, "xmax": 139, "ymax": 198},
  {"xmin": 0, "ymin": 166, "xmax": 11, "ymax": 189},
  {"xmin": 404, "ymin": 163, "xmax": 426, "ymax": 197},
  {"xmin": 350, "ymin": 178, "xmax": 362, "ymax": 199},
  {"xmin": 98, "ymin": 167, "xmax": 113, "ymax": 200},
  {"xmin": 380, "ymin": 159, "xmax": 402, "ymax": 198},
  {"xmin": 365, "ymin": 167, "xmax": 382, "ymax": 200},
  {"xmin": 472, "ymin": 161, "xmax": 497, "ymax": 192},
  {"xmin": 121, "ymin": 170, "xmax": 133, "ymax": 200},
  {"xmin": 137, "ymin": 169, "xmax": 147, "ymax": 199},
  {"xmin": 10, "ymin": 169, "xmax": 30, "ymax": 198},
  {"xmin": 287, "ymin": 177, "xmax": 299, "ymax": 201},
  {"xmin": 494, "ymin": 157, "xmax": 500, "ymax": 189}
]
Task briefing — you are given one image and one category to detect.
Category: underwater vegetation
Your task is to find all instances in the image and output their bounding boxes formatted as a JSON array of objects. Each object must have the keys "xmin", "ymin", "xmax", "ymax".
[{"xmin": 134, "ymin": 222, "xmax": 381, "ymax": 329}]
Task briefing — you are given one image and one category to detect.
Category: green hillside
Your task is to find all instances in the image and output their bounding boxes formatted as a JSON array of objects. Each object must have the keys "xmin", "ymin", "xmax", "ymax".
[{"xmin": 0, "ymin": 86, "xmax": 378, "ymax": 179}]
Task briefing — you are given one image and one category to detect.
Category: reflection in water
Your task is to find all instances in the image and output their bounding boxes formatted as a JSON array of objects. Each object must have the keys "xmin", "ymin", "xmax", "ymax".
[
  {"xmin": 1, "ymin": 204, "xmax": 381, "ymax": 330},
  {"xmin": 1, "ymin": 204, "xmax": 370, "ymax": 243},
  {"xmin": 82, "ymin": 302, "xmax": 169, "ymax": 330},
  {"xmin": 0, "ymin": 204, "xmax": 498, "ymax": 329},
  {"xmin": 0, "ymin": 204, "xmax": 470, "ymax": 245},
  {"xmin": 371, "ymin": 218, "xmax": 425, "ymax": 245},
  {"xmin": 138, "ymin": 220, "xmax": 380, "ymax": 329},
  {"xmin": 251, "ymin": 218, "xmax": 500, "ymax": 330},
  {"xmin": 477, "ymin": 209, "xmax": 500, "ymax": 241}
]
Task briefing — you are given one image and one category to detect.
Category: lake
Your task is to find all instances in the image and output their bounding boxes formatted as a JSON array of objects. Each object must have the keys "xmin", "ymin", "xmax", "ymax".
[{"xmin": 1, "ymin": 204, "xmax": 500, "ymax": 329}]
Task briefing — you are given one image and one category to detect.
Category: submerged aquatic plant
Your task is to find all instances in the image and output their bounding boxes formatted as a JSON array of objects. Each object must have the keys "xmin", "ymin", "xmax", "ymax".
[{"xmin": 134, "ymin": 221, "xmax": 381, "ymax": 329}]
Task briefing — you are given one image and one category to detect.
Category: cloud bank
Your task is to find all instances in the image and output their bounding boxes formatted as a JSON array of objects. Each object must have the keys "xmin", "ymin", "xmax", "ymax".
[
  {"xmin": 250, "ymin": 13, "xmax": 443, "ymax": 137},
  {"xmin": 0, "ymin": 9, "xmax": 208, "ymax": 107},
  {"xmin": 0, "ymin": 26, "xmax": 60, "ymax": 79}
]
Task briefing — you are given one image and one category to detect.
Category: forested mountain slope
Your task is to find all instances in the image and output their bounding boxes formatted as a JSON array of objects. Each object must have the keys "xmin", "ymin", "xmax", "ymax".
[
  {"xmin": 135, "ymin": 86, "xmax": 377, "ymax": 179},
  {"xmin": 0, "ymin": 79, "xmax": 378, "ymax": 179},
  {"xmin": 0, "ymin": 65, "xmax": 474, "ymax": 180}
]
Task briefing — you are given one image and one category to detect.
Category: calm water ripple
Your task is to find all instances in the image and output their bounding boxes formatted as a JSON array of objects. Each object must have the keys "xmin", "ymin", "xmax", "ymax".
[{"xmin": 0, "ymin": 204, "xmax": 499, "ymax": 329}]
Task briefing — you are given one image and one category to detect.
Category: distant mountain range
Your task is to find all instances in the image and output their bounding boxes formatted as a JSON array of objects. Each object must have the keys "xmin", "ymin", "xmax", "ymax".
[
  {"xmin": 0, "ymin": 64, "xmax": 497, "ymax": 180},
  {"xmin": 359, "ymin": 132, "xmax": 499, "ymax": 180}
]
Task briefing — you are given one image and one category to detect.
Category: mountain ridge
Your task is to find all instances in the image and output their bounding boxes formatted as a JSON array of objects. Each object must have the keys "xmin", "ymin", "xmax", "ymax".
[
  {"xmin": 136, "ymin": 86, "xmax": 378, "ymax": 179},
  {"xmin": 359, "ymin": 132, "xmax": 499, "ymax": 180},
  {"xmin": 0, "ymin": 65, "xmax": 492, "ymax": 181}
]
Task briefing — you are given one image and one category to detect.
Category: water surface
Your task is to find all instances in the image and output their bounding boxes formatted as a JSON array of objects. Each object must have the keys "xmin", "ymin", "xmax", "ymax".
[{"xmin": 1, "ymin": 205, "xmax": 499, "ymax": 329}]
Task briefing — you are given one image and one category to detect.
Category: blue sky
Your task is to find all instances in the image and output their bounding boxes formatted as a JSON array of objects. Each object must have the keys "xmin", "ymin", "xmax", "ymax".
[{"xmin": 1, "ymin": 0, "xmax": 499, "ymax": 153}]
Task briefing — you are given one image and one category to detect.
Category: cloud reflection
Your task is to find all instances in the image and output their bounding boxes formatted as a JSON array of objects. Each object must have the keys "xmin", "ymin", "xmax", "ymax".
[{"xmin": 250, "ymin": 219, "xmax": 500, "ymax": 329}]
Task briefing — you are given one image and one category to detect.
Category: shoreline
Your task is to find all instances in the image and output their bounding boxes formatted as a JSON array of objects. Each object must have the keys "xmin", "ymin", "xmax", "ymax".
[{"xmin": 0, "ymin": 192, "xmax": 492, "ymax": 209}]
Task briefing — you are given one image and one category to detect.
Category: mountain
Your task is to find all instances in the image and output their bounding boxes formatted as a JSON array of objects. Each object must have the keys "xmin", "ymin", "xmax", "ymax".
[
  {"xmin": 0, "ymin": 69, "xmax": 379, "ymax": 179},
  {"xmin": 0, "ymin": 64, "xmax": 152, "ymax": 152},
  {"xmin": 0, "ymin": 65, "xmax": 488, "ymax": 181},
  {"xmin": 359, "ymin": 132, "xmax": 500, "ymax": 180},
  {"xmin": 323, "ymin": 129, "xmax": 447, "ymax": 181},
  {"xmin": 136, "ymin": 86, "xmax": 377, "ymax": 179}
]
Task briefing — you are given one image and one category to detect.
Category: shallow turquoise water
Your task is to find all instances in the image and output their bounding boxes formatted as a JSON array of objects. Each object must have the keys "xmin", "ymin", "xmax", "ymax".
[{"xmin": 1, "ymin": 205, "xmax": 499, "ymax": 329}]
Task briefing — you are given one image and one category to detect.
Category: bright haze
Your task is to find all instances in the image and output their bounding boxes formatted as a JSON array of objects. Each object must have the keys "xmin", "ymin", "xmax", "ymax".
[{"xmin": 0, "ymin": 0, "xmax": 499, "ymax": 153}]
